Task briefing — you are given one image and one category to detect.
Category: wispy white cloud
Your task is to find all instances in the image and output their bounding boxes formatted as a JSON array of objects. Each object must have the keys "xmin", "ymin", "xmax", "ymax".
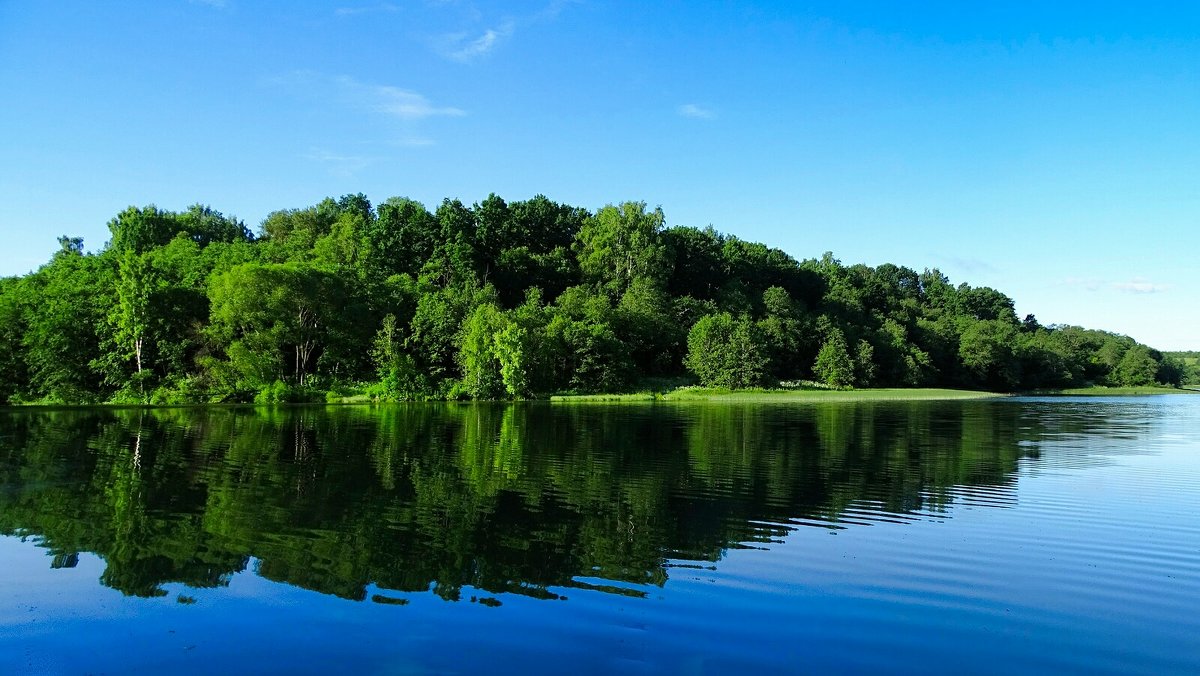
[
  {"xmin": 268, "ymin": 72, "xmax": 464, "ymax": 151},
  {"xmin": 1061, "ymin": 276, "xmax": 1171, "ymax": 294},
  {"xmin": 941, "ymin": 256, "xmax": 999, "ymax": 274},
  {"xmin": 391, "ymin": 137, "xmax": 436, "ymax": 147},
  {"xmin": 440, "ymin": 21, "xmax": 515, "ymax": 62},
  {"xmin": 1062, "ymin": 276, "xmax": 1104, "ymax": 292},
  {"xmin": 427, "ymin": 1, "xmax": 577, "ymax": 63},
  {"xmin": 278, "ymin": 73, "xmax": 463, "ymax": 120},
  {"xmin": 677, "ymin": 103, "xmax": 716, "ymax": 120},
  {"xmin": 304, "ymin": 149, "xmax": 374, "ymax": 178},
  {"xmin": 334, "ymin": 3, "xmax": 398, "ymax": 17},
  {"xmin": 534, "ymin": 0, "xmax": 582, "ymax": 21},
  {"xmin": 1113, "ymin": 278, "xmax": 1171, "ymax": 294},
  {"xmin": 362, "ymin": 82, "xmax": 466, "ymax": 119}
]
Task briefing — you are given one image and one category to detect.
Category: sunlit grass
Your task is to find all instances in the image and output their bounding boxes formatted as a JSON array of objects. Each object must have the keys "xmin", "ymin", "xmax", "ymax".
[
  {"xmin": 1033, "ymin": 386, "xmax": 1197, "ymax": 396},
  {"xmin": 551, "ymin": 387, "xmax": 1002, "ymax": 402}
]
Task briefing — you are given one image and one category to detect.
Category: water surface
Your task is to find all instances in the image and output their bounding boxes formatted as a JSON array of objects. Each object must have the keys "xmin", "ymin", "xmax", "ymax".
[{"xmin": 1, "ymin": 398, "xmax": 1198, "ymax": 674}]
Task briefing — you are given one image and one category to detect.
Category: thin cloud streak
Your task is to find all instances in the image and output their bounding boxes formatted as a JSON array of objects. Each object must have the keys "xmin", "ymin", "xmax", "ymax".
[
  {"xmin": 940, "ymin": 255, "xmax": 1000, "ymax": 274},
  {"xmin": 441, "ymin": 22, "xmax": 514, "ymax": 62},
  {"xmin": 534, "ymin": 0, "xmax": 582, "ymax": 21},
  {"xmin": 303, "ymin": 149, "xmax": 374, "ymax": 178},
  {"xmin": 1062, "ymin": 276, "xmax": 1104, "ymax": 292},
  {"xmin": 429, "ymin": 2, "xmax": 577, "ymax": 63},
  {"xmin": 268, "ymin": 72, "xmax": 464, "ymax": 150},
  {"xmin": 367, "ymin": 83, "xmax": 466, "ymax": 119},
  {"xmin": 284, "ymin": 73, "xmax": 464, "ymax": 120},
  {"xmin": 1060, "ymin": 276, "xmax": 1171, "ymax": 294},
  {"xmin": 334, "ymin": 4, "xmax": 398, "ymax": 17},
  {"xmin": 678, "ymin": 103, "xmax": 715, "ymax": 119},
  {"xmin": 391, "ymin": 137, "xmax": 436, "ymax": 147},
  {"xmin": 1113, "ymin": 279, "xmax": 1171, "ymax": 294}
]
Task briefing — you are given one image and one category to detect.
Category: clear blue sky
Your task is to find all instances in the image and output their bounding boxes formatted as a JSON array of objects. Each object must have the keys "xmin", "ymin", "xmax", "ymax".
[{"xmin": 1, "ymin": 1, "xmax": 1197, "ymax": 349}]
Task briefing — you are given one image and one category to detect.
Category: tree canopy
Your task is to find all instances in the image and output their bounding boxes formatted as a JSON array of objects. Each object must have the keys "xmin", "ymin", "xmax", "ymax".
[{"xmin": 0, "ymin": 193, "xmax": 1184, "ymax": 403}]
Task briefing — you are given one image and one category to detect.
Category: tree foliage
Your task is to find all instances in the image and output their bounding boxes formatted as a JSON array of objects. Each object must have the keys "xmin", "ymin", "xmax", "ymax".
[
  {"xmin": 0, "ymin": 193, "xmax": 1184, "ymax": 404},
  {"xmin": 814, "ymin": 328, "xmax": 855, "ymax": 388},
  {"xmin": 685, "ymin": 313, "xmax": 768, "ymax": 389}
]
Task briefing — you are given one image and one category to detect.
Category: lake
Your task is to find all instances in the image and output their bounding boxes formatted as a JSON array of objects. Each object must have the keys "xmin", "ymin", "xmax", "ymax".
[{"xmin": 1, "ymin": 398, "xmax": 1198, "ymax": 674}]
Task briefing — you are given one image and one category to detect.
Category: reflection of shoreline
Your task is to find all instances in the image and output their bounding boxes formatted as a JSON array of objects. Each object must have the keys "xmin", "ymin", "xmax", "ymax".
[{"xmin": 0, "ymin": 402, "xmax": 1122, "ymax": 603}]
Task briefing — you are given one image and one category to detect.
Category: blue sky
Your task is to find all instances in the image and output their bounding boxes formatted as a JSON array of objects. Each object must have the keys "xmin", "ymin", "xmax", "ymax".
[{"xmin": 1, "ymin": 1, "xmax": 1197, "ymax": 349}]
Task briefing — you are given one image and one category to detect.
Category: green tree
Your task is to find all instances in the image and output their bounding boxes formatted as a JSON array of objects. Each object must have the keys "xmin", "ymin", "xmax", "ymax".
[
  {"xmin": 543, "ymin": 309, "xmax": 633, "ymax": 394},
  {"xmin": 21, "ymin": 249, "xmax": 112, "ymax": 401},
  {"xmin": 1017, "ymin": 330, "xmax": 1079, "ymax": 389},
  {"xmin": 756, "ymin": 286, "xmax": 811, "ymax": 379},
  {"xmin": 176, "ymin": 204, "xmax": 252, "ymax": 246},
  {"xmin": 0, "ymin": 278, "xmax": 30, "ymax": 402},
  {"xmin": 408, "ymin": 283, "xmax": 493, "ymax": 387},
  {"xmin": 208, "ymin": 263, "xmax": 354, "ymax": 390},
  {"xmin": 457, "ymin": 303, "xmax": 509, "ymax": 399},
  {"xmin": 1, "ymin": 192, "xmax": 1187, "ymax": 401},
  {"xmin": 493, "ymin": 323, "xmax": 531, "ymax": 397},
  {"xmin": 493, "ymin": 290, "xmax": 554, "ymax": 397},
  {"xmin": 958, "ymin": 319, "xmax": 1020, "ymax": 390},
  {"xmin": 685, "ymin": 313, "xmax": 769, "ymax": 389},
  {"xmin": 813, "ymin": 328, "xmax": 855, "ymax": 388},
  {"xmin": 1156, "ymin": 355, "xmax": 1185, "ymax": 387},
  {"xmin": 490, "ymin": 195, "xmax": 585, "ymax": 306},
  {"xmin": 663, "ymin": 226, "xmax": 727, "ymax": 300},
  {"xmin": 1114, "ymin": 345, "xmax": 1159, "ymax": 387},
  {"xmin": 615, "ymin": 278, "xmax": 680, "ymax": 376},
  {"xmin": 113, "ymin": 250, "xmax": 158, "ymax": 377},
  {"xmin": 107, "ymin": 206, "xmax": 179, "ymax": 253},
  {"xmin": 370, "ymin": 313, "xmax": 425, "ymax": 399},
  {"xmin": 368, "ymin": 197, "xmax": 438, "ymax": 278},
  {"xmin": 854, "ymin": 339, "xmax": 877, "ymax": 387},
  {"xmin": 576, "ymin": 202, "xmax": 668, "ymax": 295}
]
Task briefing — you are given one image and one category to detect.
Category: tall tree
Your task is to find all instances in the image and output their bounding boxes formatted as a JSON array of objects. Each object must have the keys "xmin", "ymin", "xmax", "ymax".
[
  {"xmin": 576, "ymin": 202, "xmax": 668, "ymax": 295},
  {"xmin": 0, "ymin": 278, "xmax": 30, "ymax": 402},
  {"xmin": 113, "ymin": 250, "xmax": 158, "ymax": 378},
  {"xmin": 814, "ymin": 327, "xmax": 855, "ymax": 388},
  {"xmin": 208, "ymin": 263, "xmax": 354, "ymax": 389},
  {"xmin": 685, "ymin": 313, "xmax": 769, "ymax": 389}
]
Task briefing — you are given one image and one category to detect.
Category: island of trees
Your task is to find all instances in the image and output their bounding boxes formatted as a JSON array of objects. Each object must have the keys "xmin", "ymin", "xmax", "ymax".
[{"xmin": 0, "ymin": 193, "xmax": 1190, "ymax": 404}]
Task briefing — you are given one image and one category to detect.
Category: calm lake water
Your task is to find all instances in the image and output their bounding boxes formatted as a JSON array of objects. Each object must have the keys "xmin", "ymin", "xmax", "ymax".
[{"xmin": 1, "ymin": 398, "xmax": 1198, "ymax": 674}]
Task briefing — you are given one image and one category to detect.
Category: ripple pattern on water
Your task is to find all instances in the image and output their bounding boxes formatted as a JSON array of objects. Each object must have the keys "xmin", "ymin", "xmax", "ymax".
[{"xmin": 0, "ymin": 397, "xmax": 1198, "ymax": 673}]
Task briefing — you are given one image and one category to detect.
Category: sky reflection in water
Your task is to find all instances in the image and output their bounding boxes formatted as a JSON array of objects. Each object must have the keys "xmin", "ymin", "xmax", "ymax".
[{"xmin": 1, "ymin": 398, "xmax": 1198, "ymax": 674}]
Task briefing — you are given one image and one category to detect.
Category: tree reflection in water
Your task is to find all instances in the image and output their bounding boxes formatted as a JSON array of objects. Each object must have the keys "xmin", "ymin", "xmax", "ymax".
[{"xmin": 0, "ymin": 402, "xmax": 1072, "ymax": 602}]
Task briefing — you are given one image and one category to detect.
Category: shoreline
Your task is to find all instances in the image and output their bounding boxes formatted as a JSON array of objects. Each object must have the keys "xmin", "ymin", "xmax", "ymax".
[
  {"xmin": 550, "ymin": 387, "xmax": 1001, "ymax": 403},
  {"xmin": 3, "ymin": 386, "xmax": 1195, "ymax": 410},
  {"xmin": 550, "ymin": 385, "xmax": 1198, "ymax": 403}
]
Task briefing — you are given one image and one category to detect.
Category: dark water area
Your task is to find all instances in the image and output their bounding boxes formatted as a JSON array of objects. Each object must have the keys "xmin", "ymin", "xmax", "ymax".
[{"xmin": 1, "ymin": 398, "xmax": 1198, "ymax": 674}]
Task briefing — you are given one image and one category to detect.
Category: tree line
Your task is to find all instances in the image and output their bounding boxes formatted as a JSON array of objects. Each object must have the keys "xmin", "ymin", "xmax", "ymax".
[
  {"xmin": 1165, "ymin": 352, "xmax": 1200, "ymax": 386},
  {"xmin": 0, "ymin": 193, "xmax": 1188, "ymax": 404}
]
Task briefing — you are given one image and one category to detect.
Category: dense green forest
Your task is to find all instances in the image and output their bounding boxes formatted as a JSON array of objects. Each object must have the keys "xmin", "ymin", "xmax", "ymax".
[
  {"xmin": 1166, "ymin": 352, "xmax": 1200, "ymax": 386},
  {"xmin": 0, "ymin": 194, "xmax": 1189, "ymax": 404}
]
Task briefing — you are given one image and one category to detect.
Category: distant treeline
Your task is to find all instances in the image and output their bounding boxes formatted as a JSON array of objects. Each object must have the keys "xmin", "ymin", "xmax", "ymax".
[
  {"xmin": 1166, "ymin": 352, "xmax": 1200, "ymax": 385},
  {"xmin": 0, "ymin": 194, "xmax": 1189, "ymax": 404}
]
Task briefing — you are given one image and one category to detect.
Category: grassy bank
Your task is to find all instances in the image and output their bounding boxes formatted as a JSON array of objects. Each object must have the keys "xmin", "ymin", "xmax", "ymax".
[
  {"xmin": 1027, "ymin": 386, "xmax": 1198, "ymax": 396},
  {"xmin": 12, "ymin": 385, "xmax": 1193, "ymax": 408},
  {"xmin": 551, "ymin": 387, "xmax": 1002, "ymax": 403},
  {"xmin": 550, "ymin": 384, "xmax": 1200, "ymax": 403}
]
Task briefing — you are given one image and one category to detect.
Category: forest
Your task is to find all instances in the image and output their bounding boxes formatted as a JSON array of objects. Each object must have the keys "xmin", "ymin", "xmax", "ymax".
[{"xmin": 0, "ymin": 193, "xmax": 1190, "ymax": 404}]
